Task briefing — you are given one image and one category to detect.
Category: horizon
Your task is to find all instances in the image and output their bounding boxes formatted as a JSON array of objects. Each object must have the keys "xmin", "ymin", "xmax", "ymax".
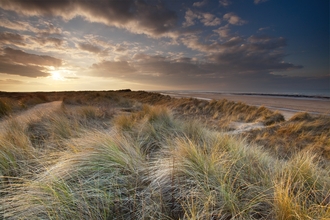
[
  {"xmin": 0, "ymin": 0, "xmax": 329, "ymax": 93},
  {"xmin": 1, "ymin": 88, "xmax": 329, "ymax": 98}
]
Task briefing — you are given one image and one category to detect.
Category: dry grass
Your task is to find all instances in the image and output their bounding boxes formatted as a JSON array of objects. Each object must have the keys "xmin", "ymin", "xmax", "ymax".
[
  {"xmin": 120, "ymin": 91, "xmax": 284, "ymax": 130},
  {"xmin": 0, "ymin": 99, "xmax": 12, "ymax": 117},
  {"xmin": 247, "ymin": 112, "xmax": 330, "ymax": 160},
  {"xmin": 0, "ymin": 90, "xmax": 329, "ymax": 219},
  {"xmin": 273, "ymin": 152, "xmax": 330, "ymax": 219},
  {"xmin": 0, "ymin": 93, "xmax": 53, "ymax": 119}
]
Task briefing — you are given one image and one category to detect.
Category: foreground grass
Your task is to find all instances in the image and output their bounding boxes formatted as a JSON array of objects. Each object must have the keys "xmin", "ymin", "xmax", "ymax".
[{"xmin": 1, "ymin": 92, "xmax": 329, "ymax": 219}]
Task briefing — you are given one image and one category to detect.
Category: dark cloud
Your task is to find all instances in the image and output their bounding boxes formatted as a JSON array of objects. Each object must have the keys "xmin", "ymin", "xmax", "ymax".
[
  {"xmin": 38, "ymin": 22, "xmax": 62, "ymax": 36},
  {"xmin": 3, "ymin": 47, "xmax": 62, "ymax": 67},
  {"xmin": 134, "ymin": 55, "xmax": 210, "ymax": 77},
  {"xmin": 91, "ymin": 60, "xmax": 137, "ymax": 77},
  {"xmin": 0, "ymin": 32, "xmax": 25, "ymax": 45},
  {"xmin": 0, "ymin": 0, "xmax": 178, "ymax": 38},
  {"xmin": 86, "ymin": 53, "xmax": 326, "ymax": 92},
  {"xmin": 32, "ymin": 36, "xmax": 64, "ymax": 47},
  {"xmin": 0, "ymin": 17, "xmax": 63, "ymax": 36},
  {"xmin": 0, "ymin": 61, "xmax": 49, "ymax": 77},
  {"xmin": 183, "ymin": 9, "xmax": 221, "ymax": 27},
  {"xmin": 0, "ymin": 47, "xmax": 62, "ymax": 77},
  {"xmin": 114, "ymin": 46, "xmax": 127, "ymax": 53},
  {"xmin": 78, "ymin": 42, "xmax": 102, "ymax": 54},
  {"xmin": 182, "ymin": 33, "xmax": 301, "ymax": 74},
  {"xmin": 248, "ymin": 35, "xmax": 286, "ymax": 50}
]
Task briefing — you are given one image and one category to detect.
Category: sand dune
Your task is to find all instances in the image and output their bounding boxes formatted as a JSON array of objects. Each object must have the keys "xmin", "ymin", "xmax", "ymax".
[
  {"xmin": 0, "ymin": 101, "xmax": 62, "ymax": 133},
  {"xmin": 162, "ymin": 92, "xmax": 330, "ymax": 119}
]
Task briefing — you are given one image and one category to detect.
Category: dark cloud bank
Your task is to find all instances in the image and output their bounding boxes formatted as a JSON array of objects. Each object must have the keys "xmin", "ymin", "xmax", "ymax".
[{"xmin": 0, "ymin": 0, "xmax": 178, "ymax": 38}]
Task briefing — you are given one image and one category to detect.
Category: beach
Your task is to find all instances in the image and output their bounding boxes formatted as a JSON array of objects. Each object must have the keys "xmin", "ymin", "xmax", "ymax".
[{"xmin": 161, "ymin": 92, "xmax": 330, "ymax": 119}]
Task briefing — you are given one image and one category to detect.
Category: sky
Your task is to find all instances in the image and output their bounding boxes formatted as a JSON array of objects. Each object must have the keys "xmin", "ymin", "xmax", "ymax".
[{"xmin": 0, "ymin": 0, "xmax": 329, "ymax": 95}]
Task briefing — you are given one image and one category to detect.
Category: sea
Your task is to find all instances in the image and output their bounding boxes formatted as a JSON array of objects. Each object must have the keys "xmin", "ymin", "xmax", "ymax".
[{"xmin": 155, "ymin": 89, "xmax": 330, "ymax": 99}]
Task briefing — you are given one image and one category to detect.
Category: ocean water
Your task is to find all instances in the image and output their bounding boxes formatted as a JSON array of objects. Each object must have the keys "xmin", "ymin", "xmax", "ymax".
[{"xmin": 156, "ymin": 89, "xmax": 330, "ymax": 98}]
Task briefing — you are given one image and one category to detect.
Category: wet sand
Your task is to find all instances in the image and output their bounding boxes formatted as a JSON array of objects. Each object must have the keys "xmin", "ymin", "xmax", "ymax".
[{"xmin": 161, "ymin": 92, "xmax": 330, "ymax": 120}]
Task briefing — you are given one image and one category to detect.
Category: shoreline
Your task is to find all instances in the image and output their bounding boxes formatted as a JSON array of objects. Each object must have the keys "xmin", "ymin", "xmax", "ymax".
[
  {"xmin": 159, "ymin": 91, "xmax": 330, "ymax": 120},
  {"xmin": 157, "ymin": 90, "xmax": 330, "ymax": 100}
]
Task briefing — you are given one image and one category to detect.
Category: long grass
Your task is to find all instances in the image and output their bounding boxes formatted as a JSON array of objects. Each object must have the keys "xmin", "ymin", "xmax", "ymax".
[
  {"xmin": 0, "ymin": 91, "xmax": 329, "ymax": 219},
  {"xmin": 0, "ymin": 99, "xmax": 12, "ymax": 117},
  {"xmin": 247, "ymin": 112, "xmax": 330, "ymax": 160}
]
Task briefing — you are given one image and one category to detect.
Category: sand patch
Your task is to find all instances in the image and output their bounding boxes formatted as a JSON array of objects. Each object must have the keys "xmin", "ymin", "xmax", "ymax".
[{"xmin": 226, "ymin": 121, "xmax": 265, "ymax": 135}]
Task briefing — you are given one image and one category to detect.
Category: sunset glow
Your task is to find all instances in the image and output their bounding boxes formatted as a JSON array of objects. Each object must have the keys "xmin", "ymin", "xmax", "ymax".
[{"xmin": 0, "ymin": 0, "xmax": 328, "ymax": 95}]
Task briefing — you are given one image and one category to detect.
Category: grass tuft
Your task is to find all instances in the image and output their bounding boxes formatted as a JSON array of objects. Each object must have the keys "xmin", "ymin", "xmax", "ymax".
[{"xmin": 0, "ymin": 99, "xmax": 12, "ymax": 117}]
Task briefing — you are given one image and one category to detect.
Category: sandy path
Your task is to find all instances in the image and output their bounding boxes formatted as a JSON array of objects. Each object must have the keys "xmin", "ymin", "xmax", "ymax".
[
  {"xmin": 0, "ymin": 101, "xmax": 63, "ymax": 132},
  {"xmin": 162, "ymin": 92, "xmax": 330, "ymax": 120}
]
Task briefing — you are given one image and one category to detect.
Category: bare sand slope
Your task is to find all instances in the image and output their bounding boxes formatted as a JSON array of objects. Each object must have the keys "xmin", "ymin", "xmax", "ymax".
[
  {"xmin": 162, "ymin": 92, "xmax": 330, "ymax": 120},
  {"xmin": 0, "ymin": 101, "xmax": 62, "ymax": 132}
]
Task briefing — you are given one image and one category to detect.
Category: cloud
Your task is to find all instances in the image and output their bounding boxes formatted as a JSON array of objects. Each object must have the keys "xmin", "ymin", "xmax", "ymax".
[
  {"xmin": 32, "ymin": 36, "xmax": 64, "ymax": 47},
  {"xmin": 0, "ymin": 32, "xmax": 25, "ymax": 46},
  {"xmin": 78, "ymin": 42, "xmax": 103, "ymax": 54},
  {"xmin": 0, "ymin": 0, "xmax": 178, "ymax": 38},
  {"xmin": 223, "ymin": 12, "xmax": 247, "ymax": 25},
  {"xmin": 258, "ymin": 27, "xmax": 270, "ymax": 32},
  {"xmin": 91, "ymin": 60, "xmax": 137, "ymax": 77},
  {"xmin": 0, "ymin": 18, "xmax": 37, "ymax": 32},
  {"xmin": 114, "ymin": 45, "xmax": 128, "ymax": 54},
  {"xmin": 0, "ymin": 17, "xmax": 62, "ymax": 36},
  {"xmin": 254, "ymin": 0, "xmax": 268, "ymax": 4},
  {"xmin": 0, "ymin": 79, "xmax": 23, "ymax": 84},
  {"xmin": 213, "ymin": 24, "xmax": 231, "ymax": 38},
  {"xmin": 247, "ymin": 35, "xmax": 286, "ymax": 50},
  {"xmin": 183, "ymin": 9, "xmax": 196, "ymax": 27},
  {"xmin": 135, "ymin": 56, "xmax": 210, "ymax": 77},
  {"xmin": 201, "ymin": 13, "xmax": 221, "ymax": 26},
  {"xmin": 65, "ymin": 76, "xmax": 79, "ymax": 80},
  {"xmin": 193, "ymin": 0, "xmax": 208, "ymax": 7},
  {"xmin": 183, "ymin": 9, "xmax": 221, "ymax": 27},
  {"xmin": 0, "ymin": 47, "xmax": 63, "ymax": 77},
  {"xmin": 82, "ymin": 52, "xmax": 317, "ymax": 92},
  {"xmin": 219, "ymin": 0, "xmax": 232, "ymax": 7},
  {"xmin": 0, "ymin": 61, "xmax": 50, "ymax": 77},
  {"xmin": 181, "ymin": 33, "xmax": 301, "ymax": 76},
  {"xmin": 3, "ymin": 47, "xmax": 62, "ymax": 67},
  {"xmin": 181, "ymin": 35, "xmax": 243, "ymax": 53},
  {"xmin": 37, "ymin": 22, "xmax": 62, "ymax": 36}
]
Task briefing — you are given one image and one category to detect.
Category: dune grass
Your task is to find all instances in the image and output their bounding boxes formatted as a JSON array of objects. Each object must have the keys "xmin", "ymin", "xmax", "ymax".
[
  {"xmin": 120, "ymin": 91, "xmax": 285, "ymax": 131},
  {"xmin": 0, "ymin": 93, "xmax": 53, "ymax": 119},
  {"xmin": 0, "ymin": 91, "xmax": 329, "ymax": 219},
  {"xmin": 0, "ymin": 99, "xmax": 12, "ymax": 117},
  {"xmin": 247, "ymin": 112, "xmax": 330, "ymax": 160}
]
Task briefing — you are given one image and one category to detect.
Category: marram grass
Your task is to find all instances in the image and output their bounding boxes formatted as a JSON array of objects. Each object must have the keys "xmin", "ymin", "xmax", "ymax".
[{"xmin": 0, "ymin": 92, "xmax": 329, "ymax": 219}]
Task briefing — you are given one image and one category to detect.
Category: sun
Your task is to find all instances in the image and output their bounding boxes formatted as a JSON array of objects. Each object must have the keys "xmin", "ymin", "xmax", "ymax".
[
  {"xmin": 51, "ymin": 71, "xmax": 63, "ymax": 80},
  {"xmin": 52, "ymin": 71, "xmax": 62, "ymax": 80}
]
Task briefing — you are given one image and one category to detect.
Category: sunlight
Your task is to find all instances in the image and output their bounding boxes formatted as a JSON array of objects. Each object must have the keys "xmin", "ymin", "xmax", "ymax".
[{"xmin": 51, "ymin": 70, "xmax": 63, "ymax": 81}]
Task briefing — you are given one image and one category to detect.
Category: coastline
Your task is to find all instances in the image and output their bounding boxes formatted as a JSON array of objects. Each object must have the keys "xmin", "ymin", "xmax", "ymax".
[{"xmin": 159, "ymin": 91, "xmax": 330, "ymax": 119}]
